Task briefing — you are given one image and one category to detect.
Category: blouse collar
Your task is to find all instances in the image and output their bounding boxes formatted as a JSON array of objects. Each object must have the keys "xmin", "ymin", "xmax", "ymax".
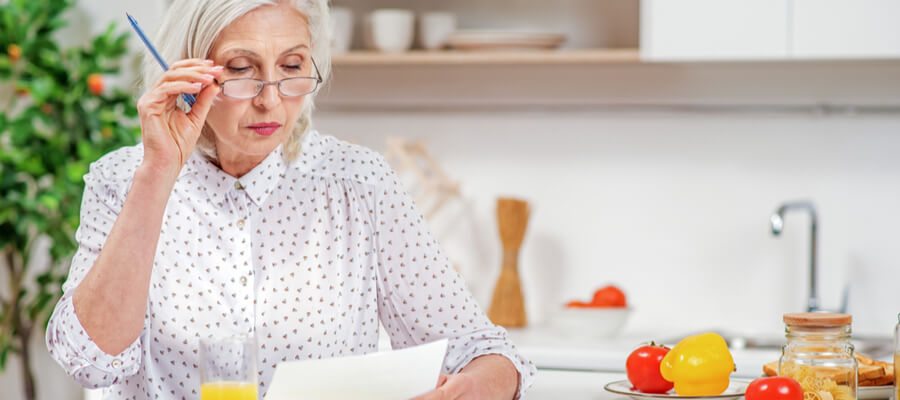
[
  {"xmin": 181, "ymin": 143, "xmax": 288, "ymax": 207},
  {"xmin": 235, "ymin": 145, "xmax": 286, "ymax": 206}
]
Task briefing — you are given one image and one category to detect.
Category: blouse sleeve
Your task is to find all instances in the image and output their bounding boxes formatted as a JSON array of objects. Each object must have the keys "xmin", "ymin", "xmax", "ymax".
[
  {"xmin": 372, "ymin": 165, "xmax": 536, "ymax": 398},
  {"xmin": 45, "ymin": 160, "xmax": 143, "ymax": 388}
]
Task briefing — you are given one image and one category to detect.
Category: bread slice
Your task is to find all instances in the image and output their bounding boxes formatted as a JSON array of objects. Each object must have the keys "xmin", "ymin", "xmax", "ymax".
[
  {"xmin": 762, "ymin": 355, "xmax": 894, "ymax": 387},
  {"xmin": 860, "ymin": 375, "xmax": 893, "ymax": 387},
  {"xmin": 859, "ymin": 364, "xmax": 885, "ymax": 381}
]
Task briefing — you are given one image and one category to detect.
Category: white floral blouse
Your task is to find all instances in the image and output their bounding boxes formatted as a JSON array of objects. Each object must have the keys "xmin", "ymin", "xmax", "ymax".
[{"xmin": 46, "ymin": 130, "xmax": 535, "ymax": 399}]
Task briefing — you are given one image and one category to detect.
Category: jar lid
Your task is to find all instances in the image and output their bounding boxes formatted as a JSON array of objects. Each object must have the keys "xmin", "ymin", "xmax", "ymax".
[{"xmin": 783, "ymin": 312, "xmax": 852, "ymax": 326}]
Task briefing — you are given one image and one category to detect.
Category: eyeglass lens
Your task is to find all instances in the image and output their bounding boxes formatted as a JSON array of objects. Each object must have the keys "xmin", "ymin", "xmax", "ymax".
[{"xmin": 222, "ymin": 78, "xmax": 318, "ymax": 99}]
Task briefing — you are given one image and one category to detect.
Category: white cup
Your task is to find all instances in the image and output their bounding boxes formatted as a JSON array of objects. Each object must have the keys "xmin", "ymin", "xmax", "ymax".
[
  {"xmin": 368, "ymin": 9, "xmax": 414, "ymax": 53},
  {"xmin": 419, "ymin": 12, "xmax": 456, "ymax": 50},
  {"xmin": 330, "ymin": 7, "xmax": 354, "ymax": 54}
]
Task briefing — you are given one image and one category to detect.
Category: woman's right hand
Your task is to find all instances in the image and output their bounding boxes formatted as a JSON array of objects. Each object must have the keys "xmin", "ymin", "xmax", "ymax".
[{"xmin": 136, "ymin": 59, "xmax": 223, "ymax": 176}]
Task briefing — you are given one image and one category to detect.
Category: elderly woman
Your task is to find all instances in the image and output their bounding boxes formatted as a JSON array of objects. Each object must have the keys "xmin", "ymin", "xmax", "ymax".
[{"xmin": 45, "ymin": 0, "xmax": 535, "ymax": 398}]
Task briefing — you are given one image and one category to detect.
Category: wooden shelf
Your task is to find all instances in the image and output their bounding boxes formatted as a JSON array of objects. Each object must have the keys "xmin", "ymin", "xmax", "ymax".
[{"xmin": 331, "ymin": 48, "xmax": 641, "ymax": 66}]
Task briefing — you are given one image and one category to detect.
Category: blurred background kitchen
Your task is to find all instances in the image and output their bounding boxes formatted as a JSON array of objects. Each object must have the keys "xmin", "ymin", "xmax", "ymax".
[{"xmin": 2, "ymin": 0, "xmax": 900, "ymax": 399}]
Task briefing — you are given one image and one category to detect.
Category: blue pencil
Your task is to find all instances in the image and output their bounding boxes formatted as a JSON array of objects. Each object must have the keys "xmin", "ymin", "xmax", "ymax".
[{"xmin": 126, "ymin": 12, "xmax": 197, "ymax": 107}]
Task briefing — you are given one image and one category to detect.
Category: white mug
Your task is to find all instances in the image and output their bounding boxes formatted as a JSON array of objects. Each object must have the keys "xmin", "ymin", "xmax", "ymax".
[
  {"xmin": 368, "ymin": 9, "xmax": 414, "ymax": 53},
  {"xmin": 419, "ymin": 12, "xmax": 456, "ymax": 50},
  {"xmin": 330, "ymin": 7, "xmax": 353, "ymax": 54}
]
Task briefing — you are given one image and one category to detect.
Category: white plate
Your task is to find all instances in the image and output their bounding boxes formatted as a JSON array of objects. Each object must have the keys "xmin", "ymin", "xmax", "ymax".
[
  {"xmin": 445, "ymin": 30, "xmax": 566, "ymax": 51},
  {"xmin": 859, "ymin": 385, "xmax": 894, "ymax": 400},
  {"xmin": 604, "ymin": 379, "xmax": 750, "ymax": 400}
]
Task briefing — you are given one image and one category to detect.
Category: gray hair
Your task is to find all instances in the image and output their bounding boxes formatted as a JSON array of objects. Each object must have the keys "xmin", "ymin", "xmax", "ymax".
[{"xmin": 141, "ymin": 0, "xmax": 332, "ymax": 162}]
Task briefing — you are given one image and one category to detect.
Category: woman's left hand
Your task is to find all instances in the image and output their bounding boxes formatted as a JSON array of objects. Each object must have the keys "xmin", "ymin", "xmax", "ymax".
[{"xmin": 412, "ymin": 355, "xmax": 519, "ymax": 400}]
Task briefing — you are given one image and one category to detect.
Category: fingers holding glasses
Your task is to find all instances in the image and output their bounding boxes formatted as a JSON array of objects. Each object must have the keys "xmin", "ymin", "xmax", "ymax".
[
  {"xmin": 185, "ymin": 79, "xmax": 221, "ymax": 130},
  {"xmin": 137, "ymin": 58, "xmax": 225, "ymax": 174},
  {"xmin": 158, "ymin": 68, "xmax": 222, "ymax": 87},
  {"xmin": 140, "ymin": 60, "xmax": 222, "ymax": 108},
  {"xmin": 152, "ymin": 81, "xmax": 203, "ymax": 104}
]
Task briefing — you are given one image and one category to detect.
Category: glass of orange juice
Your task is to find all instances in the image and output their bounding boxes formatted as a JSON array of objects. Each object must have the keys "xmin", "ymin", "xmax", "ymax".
[{"xmin": 200, "ymin": 334, "xmax": 258, "ymax": 400}]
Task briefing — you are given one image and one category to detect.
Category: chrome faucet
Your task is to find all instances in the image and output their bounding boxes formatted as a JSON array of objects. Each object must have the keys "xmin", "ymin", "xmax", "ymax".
[{"xmin": 770, "ymin": 201, "xmax": 820, "ymax": 312}]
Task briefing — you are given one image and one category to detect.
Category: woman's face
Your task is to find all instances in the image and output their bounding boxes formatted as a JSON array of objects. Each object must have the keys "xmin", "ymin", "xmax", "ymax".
[{"xmin": 205, "ymin": 3, "xmax": 314, "ymax": 164}]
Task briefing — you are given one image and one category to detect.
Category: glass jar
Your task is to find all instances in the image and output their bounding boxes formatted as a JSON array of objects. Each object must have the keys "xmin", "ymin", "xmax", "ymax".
[
  {"xmin": 894, "ymin": 313, "xmax": 899, "ymax": 400},
  {"xmin": 779, "ymin": 313, "xmax": 857, "ymax": 400}
]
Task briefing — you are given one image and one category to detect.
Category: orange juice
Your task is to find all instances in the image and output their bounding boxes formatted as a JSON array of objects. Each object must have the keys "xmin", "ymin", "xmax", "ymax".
[{"xmin": 200, "ymin": 382, "xmax": 257, "ymax": 400}]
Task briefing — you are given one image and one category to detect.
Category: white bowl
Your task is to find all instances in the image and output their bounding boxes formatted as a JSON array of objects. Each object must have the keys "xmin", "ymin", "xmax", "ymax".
[{"xmin": 549, "ymin": 307, "xmax": 632, "ymax": 340}]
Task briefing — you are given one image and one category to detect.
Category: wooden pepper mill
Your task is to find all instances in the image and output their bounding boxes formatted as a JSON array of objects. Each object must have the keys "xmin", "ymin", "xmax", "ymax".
[{"xmin": 488, "ymin": 197, "xmax": 530, "ymax": 327}]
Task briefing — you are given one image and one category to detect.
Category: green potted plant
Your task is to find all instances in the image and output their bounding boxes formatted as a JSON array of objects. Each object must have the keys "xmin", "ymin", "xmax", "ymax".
[{"xmin": 0, "ymin": 0, "xmax": 139, "ymax": 399}]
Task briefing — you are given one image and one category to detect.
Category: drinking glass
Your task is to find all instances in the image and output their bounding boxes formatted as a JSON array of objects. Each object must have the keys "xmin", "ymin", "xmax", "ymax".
[{"xmin": 200, "ymin": 334, "xmax": 258, "ymax": 400}]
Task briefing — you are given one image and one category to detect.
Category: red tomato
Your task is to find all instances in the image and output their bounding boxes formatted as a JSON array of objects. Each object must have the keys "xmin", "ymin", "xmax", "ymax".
[
  {"xmin": 745, "ymin": 376, "xmax": 804, "ymax": 400},
  {"xmin": 626, "ymin": 344, "xmax": 673, "ymax": 393},
  {"xmin": 592, "ymin": 285, "xmax": 626, "ymax": 307}
]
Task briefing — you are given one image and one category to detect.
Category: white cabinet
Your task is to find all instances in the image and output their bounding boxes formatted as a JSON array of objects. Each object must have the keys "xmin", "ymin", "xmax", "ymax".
[
  {"xmin": 641, "ymin": 0, "xmax": 789, "ymax": 61},
  {"xmin": 641, "ymin": 0, "xmax": 900, "ymax": 61},
  {"xmin": 792, "ymin": 0, "xmax": 900, "ymax": 59}
]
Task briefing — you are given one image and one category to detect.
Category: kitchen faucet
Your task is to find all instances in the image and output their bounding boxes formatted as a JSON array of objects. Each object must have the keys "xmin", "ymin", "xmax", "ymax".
[{"xmin": 770, "ymin": 201, "xmax": 821, "ymax": 312}]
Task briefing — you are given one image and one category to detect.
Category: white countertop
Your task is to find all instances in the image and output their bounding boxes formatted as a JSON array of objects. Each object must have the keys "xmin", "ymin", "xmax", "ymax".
[{"xmin": 528, "ymin": 370, "xmax": 624, "ymax": 400}]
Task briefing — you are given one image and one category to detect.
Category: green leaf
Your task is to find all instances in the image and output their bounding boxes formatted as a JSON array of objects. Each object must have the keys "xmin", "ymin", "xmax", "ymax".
[
  {"xmin": 0, "ymin": 341, "xmax": 8, "ymax": 369},
  {"xmin": 99, "ymin": 108, "xmax": 116, "ymax": 124},
  {"xmin": 29, "ymin": 76, "xmax": 54, "ymax": 102},
  {"xmin": 37, "ymin": 193, "xmax": 60, "ymax": 211},
  {"xmin": 46, "ymin": 16, "xmax": 67, "ymax": 32},
  {"xmin": 0, "ymin": 205, "xmax": 14, "ymax": 224},
  {"xmin": 37, "ymin": 48, "xmax": 60, "ymax": 67},
  {"xmin": 76, "ymin": 140, "xmax": 94, "ymax": 160},
  {"xmin": 65, "ymin": 161, "xmax": 87, "ymax": 182},
  {"xmin": 35, "ymin": 272, "xmax": 53, "ymax": 286},
  {"xmin": 2, "ymin": 12, "xmax": 16, "ymax": 43},
  {"xmin": 0, "ymin": 147, "xmax": 24, "ymax": 164},
  {"xmin": 19, "ymin": 156, "xmax": 44, "ymax": 175}
]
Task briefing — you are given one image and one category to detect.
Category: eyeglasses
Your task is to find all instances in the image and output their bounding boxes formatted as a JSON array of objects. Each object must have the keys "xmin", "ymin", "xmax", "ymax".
[{"xmin": 215, "ymin": 57, "xmax": 323, "ymax": 99}]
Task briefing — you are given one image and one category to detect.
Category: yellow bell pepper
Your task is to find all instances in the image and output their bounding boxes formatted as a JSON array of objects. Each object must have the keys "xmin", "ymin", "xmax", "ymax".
[{"xmin": 660, "ymin": 332, "xmax": 735, "ymax": 396}]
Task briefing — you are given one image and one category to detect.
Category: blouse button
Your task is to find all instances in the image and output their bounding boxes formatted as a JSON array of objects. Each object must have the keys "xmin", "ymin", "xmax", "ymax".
[
  {"xmin": 235, "ymin": 181, "xmax": 243, "ymax": 190},
  {"xmin": 240, "ymin": 276, "xmax": 248, "ymax": 286},
  {"xmin": 237, "ymin": 219, "xmax": 245, "ymax": 229},
  {"xmin": 111, "ymin": 359, "xmax": 123, "ymax": 368}
]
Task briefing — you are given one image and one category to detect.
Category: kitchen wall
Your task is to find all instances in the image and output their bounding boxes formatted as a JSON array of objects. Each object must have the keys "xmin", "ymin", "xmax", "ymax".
[
  {"xmin": 314, "ymin": 60, "xmax": 900, "ymax": 339},
  {"xmin": 315, "ymin": 109, "xmax": 900, "ymax": 337}
]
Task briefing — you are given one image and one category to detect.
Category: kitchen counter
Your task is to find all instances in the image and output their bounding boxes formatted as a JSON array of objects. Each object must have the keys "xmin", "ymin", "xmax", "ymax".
[{"xmin": 528, "ymin": 370, "xmax": 624, "ymax": 400}]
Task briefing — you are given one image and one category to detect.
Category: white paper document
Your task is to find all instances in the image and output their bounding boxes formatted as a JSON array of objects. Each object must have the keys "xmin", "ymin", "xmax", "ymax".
[{"xmin": 264, "ymin": 339, "xmax": 448, "ymax": 400}]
